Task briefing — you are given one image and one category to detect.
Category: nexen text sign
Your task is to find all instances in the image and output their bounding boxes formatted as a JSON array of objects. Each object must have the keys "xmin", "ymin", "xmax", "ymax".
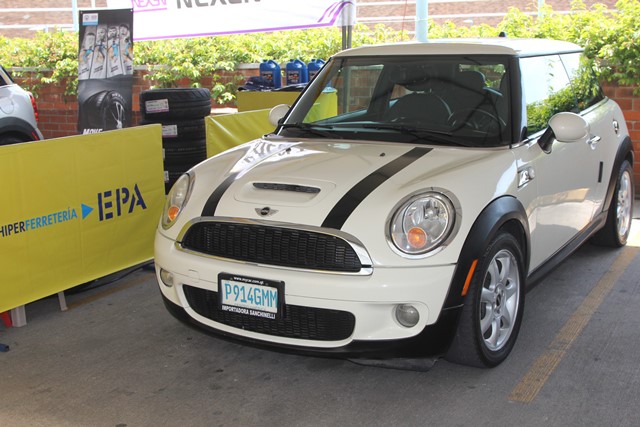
[
  {"xmin": 129, "ymin": 0, "xmax": 355, "ymax": 41},
  {"xmin": 178, "ymin": 0, "xmax": 261, "ymax": 7}
]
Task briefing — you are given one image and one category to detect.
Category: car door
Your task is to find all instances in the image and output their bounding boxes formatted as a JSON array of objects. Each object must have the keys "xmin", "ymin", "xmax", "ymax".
[
  {"xmin": 519, "ymin": 54, "xmax": 602, "ymax": 268},
  {"xmin": 560, "ymin": 52, "xmax": 621, "ymax": 213}
]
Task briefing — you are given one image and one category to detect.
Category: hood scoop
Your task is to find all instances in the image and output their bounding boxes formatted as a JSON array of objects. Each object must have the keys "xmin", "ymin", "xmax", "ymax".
[
  {"xmin": 235, "ymin": 178, "xmax": 335, "ymax": 207},
  {"xmin": 253, "ymin": 182, "xmax": 321, "ymax": 194}
]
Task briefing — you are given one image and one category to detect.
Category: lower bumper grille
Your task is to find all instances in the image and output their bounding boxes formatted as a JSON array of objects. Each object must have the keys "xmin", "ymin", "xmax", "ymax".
[{"xmin": 183, "ymin": 285, "xmax": 356, "ymax": 341}]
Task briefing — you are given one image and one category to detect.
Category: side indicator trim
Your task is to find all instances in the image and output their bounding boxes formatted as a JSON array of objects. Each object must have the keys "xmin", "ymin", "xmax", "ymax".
[{"xmin": 461, "ymin": 259, "xmax": 478, "ymax": 297}]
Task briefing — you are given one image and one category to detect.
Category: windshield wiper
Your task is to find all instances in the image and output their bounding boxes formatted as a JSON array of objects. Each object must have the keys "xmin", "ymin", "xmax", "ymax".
[
  {"xmin": 279, "ymin": 122, "xmax": 342, "ymax": 139},
  {"xmin": 362, "ymin": 124, "xmax": 470, "ymax": 147}
]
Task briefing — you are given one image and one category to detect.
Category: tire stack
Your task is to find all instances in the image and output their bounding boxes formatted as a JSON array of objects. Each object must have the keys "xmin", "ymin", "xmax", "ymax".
[{"xmin": 139, "ymin": 88, "xmax": 211, "ymax": 193}]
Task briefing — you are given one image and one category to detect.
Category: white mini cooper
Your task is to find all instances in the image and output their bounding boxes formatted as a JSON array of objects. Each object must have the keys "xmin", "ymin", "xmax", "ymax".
[{"xmin": 155, "ymin": 38, "xmax": 634, "ymax": 368}]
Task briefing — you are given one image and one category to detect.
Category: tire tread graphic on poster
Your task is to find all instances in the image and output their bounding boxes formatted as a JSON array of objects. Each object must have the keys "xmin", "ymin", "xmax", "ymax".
[
  {"xmin": 139, "ymin": 88, "xmax": 211, "ymax": 193},
  {"xmin": 78, "ymin": 90, "xmax": 128, "ymax": 131}
]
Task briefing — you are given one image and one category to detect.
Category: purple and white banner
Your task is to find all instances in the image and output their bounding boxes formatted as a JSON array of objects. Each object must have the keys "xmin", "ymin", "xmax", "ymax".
[{"xmin": 107, "ymin": 0, "xmax": 356, "ymax": 41}]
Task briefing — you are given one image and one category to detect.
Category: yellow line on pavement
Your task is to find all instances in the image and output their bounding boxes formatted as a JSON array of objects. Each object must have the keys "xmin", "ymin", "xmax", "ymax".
[{"xmin": 509, "ymin": 245, "xmax": 638, "ymax": 403}]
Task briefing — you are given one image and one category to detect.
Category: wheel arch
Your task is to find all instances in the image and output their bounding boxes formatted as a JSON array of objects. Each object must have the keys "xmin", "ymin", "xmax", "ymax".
[
  {"xmin": 0, "ymin": 116, "xmax": 41, "ymax": 143},
  {"xmin": 601, "ymin": 135, "xmax": 634, "ymax": 215},
  {"xmin": 442, "ymin": 195, "xmax": 530, "ymax": 310}
]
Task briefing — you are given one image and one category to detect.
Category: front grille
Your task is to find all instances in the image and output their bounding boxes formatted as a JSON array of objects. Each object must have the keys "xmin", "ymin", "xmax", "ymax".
[
  {"xmin": 181, "ymin": 221, "xmax": 364, "ymax": 272},
  {"xmin": 183, "ymin": 285, "xmax": 356, "ymax": 341}
]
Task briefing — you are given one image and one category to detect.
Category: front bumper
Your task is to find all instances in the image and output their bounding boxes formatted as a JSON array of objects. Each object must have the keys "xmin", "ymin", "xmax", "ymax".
[{"xmin": 155, "ymin": 230, "xmax": 461, "ymax": 357}]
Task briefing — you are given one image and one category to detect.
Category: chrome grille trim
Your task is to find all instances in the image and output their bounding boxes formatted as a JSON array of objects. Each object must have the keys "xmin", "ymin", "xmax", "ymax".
[{"xmin": 176, "ymin": 217, "xmax": 373, "ymax": 275}]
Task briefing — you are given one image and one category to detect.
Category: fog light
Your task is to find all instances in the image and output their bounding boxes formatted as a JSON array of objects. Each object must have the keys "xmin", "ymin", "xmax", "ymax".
[
  {"xmin": 395, "ymin": 304, "xmax": 419, "ymax": 327},
  {"xmin": 159, "ymin": 269, "xmax": 174, "ymax": 287}
]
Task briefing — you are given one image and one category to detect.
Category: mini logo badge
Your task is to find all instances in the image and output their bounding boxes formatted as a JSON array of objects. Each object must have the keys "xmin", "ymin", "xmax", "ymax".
[{"xmin": 256, "ymin": 207, "xmax": 278, "ymax": 217}]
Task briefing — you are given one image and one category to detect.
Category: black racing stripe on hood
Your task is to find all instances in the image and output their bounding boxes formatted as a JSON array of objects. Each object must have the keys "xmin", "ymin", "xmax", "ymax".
[
  {"xmin": 200, "ymin": 141, "xmax": 299, "ymax": 217},
  {"xmin": 201, "ymin": 173, "xmax": 239, "ymax": 217},
  {"xmin": 321, "ymin": 147, "xmax": 433, "ymax": 230}
]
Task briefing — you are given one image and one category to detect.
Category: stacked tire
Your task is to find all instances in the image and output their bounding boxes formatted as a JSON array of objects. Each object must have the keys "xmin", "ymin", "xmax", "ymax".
[{"xmin": 139, "ymin": 88, "xmax": 211, "ymax": 193}]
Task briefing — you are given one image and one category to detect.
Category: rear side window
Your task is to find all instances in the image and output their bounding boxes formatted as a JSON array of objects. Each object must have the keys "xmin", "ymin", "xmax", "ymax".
[
  {"xmin": 560, "ymin": 52, "xmax": 604, "ymax": 111},
  {"xmin": 520, "ymin": 55, "xmax": 577, "ymax": 136}
]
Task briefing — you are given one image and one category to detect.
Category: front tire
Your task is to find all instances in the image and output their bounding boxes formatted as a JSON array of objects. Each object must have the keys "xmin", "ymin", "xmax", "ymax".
[
  {"xmin": 446, "ymin": 231, "xmax": 525, "ymax": 368},
  {"xmin": 592, "ymin": 160, "xmax": 634, "ymax": 247}
]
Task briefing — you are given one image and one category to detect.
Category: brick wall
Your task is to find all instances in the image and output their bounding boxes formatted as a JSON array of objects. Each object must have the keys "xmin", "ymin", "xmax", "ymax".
[
  {"xmin": 0, "ymin": 0, "xmax": 109, "ymax": 38},
  {"xmin": 603, "ymin": 83, "xmax": 640, "ymax": 186},
  {"xmin": 13, "ymin": 68, "xmax": 640, "ymax": 187},
  {"xmin": 14, "ymin": 67, "xmax": 254, "ymax": 139}
]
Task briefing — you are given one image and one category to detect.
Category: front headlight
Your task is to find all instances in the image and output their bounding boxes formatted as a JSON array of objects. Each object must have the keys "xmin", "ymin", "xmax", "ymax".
[
  {"xmin": 388, "ymin": 192, "xmax": 457, "ymax": 256},
  {"xmin": 161, "ymin": 173, "xmax": 194, "ymax": 229}
]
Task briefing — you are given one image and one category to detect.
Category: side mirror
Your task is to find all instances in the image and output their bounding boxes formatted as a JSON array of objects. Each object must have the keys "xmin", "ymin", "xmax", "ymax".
[
  {"xmin": 548, "ymin": 112, "xmax": 589, "ymax": 143},
  {"xmin": 268, "ymin": 104, "xmax": 290, "ymax": 127}
]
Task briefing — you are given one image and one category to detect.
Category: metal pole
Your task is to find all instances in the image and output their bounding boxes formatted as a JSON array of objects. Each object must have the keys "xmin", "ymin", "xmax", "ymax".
[
  {"xmin": 416, "ymin": 0, "xmax": 428, "ymax": 42},
  {"xmin": 72, "ymin": 0, "xmax": 79, "ymax": 32},
  {"xmin": 341, "ymin": 1, "xmax": 354, "ymax": 50}
]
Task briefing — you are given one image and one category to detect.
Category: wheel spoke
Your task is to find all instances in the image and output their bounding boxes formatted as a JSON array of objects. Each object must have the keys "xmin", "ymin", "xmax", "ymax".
[
  {"xmin": 481, "ymin": 287, "xmax": 494, "ymax": 304},
  {"xmin": 486, "ymin": 259, "xmax": 500, "ymax": 289},
  {"xmin": 500, "ymin": 305, "xmax": 513, "ymax": 329},
  {"xmin": 487, "ymin": 318, "xmax": 500, "ymax": 347},
  {"xmin": 480, "ymin": 302, "xmax": 493, "ymax": 335},
  {"xmin": 496, "ymin": 253, "xmax": 510, "ymax": 283}
]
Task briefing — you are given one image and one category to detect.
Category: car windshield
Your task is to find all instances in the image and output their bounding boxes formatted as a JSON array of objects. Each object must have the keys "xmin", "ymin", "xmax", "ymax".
[{"xmin": 278, "ymin": 55, "xmax": 512, "ymax": 147}]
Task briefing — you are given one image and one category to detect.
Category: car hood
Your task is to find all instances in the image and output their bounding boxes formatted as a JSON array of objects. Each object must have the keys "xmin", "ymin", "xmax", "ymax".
[{"xmin": 183, "ymin": 137, "xmax": 514, "ymax": 235}]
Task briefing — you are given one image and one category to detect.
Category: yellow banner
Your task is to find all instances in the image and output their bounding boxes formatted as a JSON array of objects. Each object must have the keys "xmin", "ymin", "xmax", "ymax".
[
  {"xmin": 207, "ymin": 91, "xmax": 338, "ymax": 158},
  {"xmin": 206, "ymin": 109, "xmax": 274, "ymax": 158},
  {"xmin": 0, "ymin": 126, "xmax": 165, "ymax": 312}
]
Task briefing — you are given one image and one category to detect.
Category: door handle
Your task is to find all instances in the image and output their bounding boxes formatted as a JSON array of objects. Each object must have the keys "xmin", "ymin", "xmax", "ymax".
[{"xmin": 588, "ymin": 135, "xmax": 601, "ymax": 149}]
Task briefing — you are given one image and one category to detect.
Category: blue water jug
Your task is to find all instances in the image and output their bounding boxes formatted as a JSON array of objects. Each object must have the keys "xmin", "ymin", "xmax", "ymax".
[
  {"xmin": 259, "ymin": 59, "xmax": 281, "ymax": 89},
  {"xmin": 307, "ymin": 59, "xmax": 325, "ymax": 81},
  {"xmin": 285, "ymin": 59, "xmax": 308, "ymax": 85}
]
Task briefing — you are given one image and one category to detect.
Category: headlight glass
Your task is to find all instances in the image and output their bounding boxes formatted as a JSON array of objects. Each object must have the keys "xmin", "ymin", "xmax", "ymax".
[
  {"xmin": 161, "ymin": 173, "xmax": 194, "ymax": 229},
  {"xmin": 389, "ymin": 192, "xmax": 456, "ymax": 256}
]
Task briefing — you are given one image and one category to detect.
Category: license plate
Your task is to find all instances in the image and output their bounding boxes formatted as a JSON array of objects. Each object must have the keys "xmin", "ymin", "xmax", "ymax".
[{"xmin": 218, "ymin": 273, "xmax": 283, "ymax": 320}]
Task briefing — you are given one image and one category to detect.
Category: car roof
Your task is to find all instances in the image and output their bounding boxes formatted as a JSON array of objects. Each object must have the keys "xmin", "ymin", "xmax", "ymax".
[{"xmin": 334, "ymin": 38, "xmax": 583, "ymax": 58}]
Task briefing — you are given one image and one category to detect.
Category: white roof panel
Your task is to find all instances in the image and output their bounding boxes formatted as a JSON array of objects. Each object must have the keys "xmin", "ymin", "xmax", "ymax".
[{"xmin": 335, "ymin": 38, "xmax": 583, "ymax": 57}]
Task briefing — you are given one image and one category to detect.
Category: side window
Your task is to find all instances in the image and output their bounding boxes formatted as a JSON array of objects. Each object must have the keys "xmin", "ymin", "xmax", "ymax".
[
  {"xmin": 334, "ymin": 65, "xmax": 384, "ymax": 114},
  {"xmin": 560, "ymin": 52, "xmax": 604, "ymax": 111},
  {"xmin": 520, "ymin": 55, "xmax": 577, "ymax": 136}
]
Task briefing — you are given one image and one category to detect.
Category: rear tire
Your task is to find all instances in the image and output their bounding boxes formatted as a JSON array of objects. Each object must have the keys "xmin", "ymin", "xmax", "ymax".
[
  {"xmin": 591, "ymin": 160, "xmax": 634, "ymax": 247},
  {"xmin": 446, "ymin": 231, "xmax": 525, "ymax": 368},
  {"xmin": 0, "ymin": 135, "xmax": 25, "ymax": 146}
]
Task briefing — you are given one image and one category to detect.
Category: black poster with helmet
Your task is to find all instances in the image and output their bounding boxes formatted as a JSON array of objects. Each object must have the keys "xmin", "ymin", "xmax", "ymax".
[{"xmin": 78, "ymin": 9, "xmax": 133, "ymax": 134}]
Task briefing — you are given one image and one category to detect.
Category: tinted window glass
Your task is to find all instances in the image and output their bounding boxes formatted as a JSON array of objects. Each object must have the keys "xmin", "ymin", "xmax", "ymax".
[
  {"xmin": 560, "ymin": 52, "xmax": 604, "ymax": 111},
  {"xmin": 282, "ymin": 55, "xmax": 512, "ymax": 147},
  {"xmin": 521, "ymin": 55, "xmax": 577, "ymax": 136}
]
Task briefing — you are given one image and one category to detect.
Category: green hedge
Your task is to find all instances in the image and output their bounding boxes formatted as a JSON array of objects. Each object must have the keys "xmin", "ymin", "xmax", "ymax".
[{"xmin": 1, "ymin": 0, "xmax": 639, "ymax": 103}]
